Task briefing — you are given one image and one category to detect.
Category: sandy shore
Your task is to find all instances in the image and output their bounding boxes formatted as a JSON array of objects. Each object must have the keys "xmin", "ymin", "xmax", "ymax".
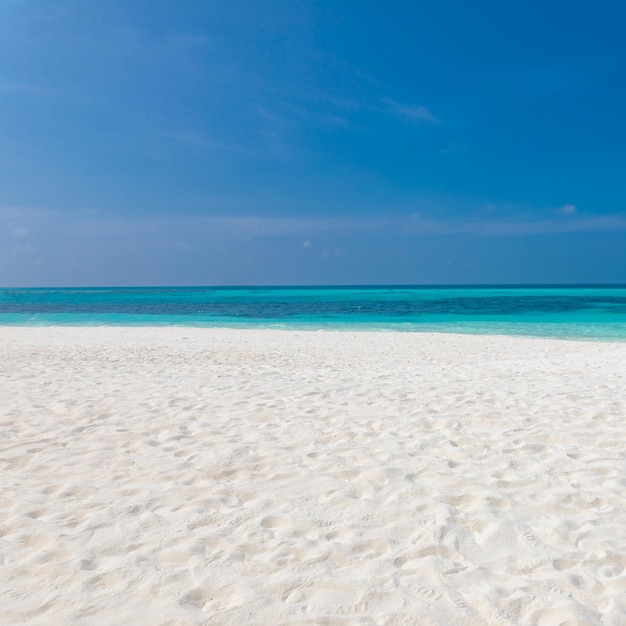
[{"xmin": 1, "ymin": 327, "xmax": 625, "ymax": 625}]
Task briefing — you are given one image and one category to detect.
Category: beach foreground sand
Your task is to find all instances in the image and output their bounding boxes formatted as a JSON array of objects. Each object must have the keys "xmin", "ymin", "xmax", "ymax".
[{"xmin": 1, "ymin": 327, "xmax": 625, "ymax": 625}]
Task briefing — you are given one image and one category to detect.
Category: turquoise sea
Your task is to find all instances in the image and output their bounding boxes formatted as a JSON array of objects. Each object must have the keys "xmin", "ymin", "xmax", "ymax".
[{"xmin": 1, "ymin": 285, "xmax": 626, "ymax": 340}]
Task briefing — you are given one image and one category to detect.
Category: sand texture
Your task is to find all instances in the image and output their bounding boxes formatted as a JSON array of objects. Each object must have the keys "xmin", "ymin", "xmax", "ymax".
[{"xmin": 1, "ymin": 327, "xmax": 626, "ymax": 625}]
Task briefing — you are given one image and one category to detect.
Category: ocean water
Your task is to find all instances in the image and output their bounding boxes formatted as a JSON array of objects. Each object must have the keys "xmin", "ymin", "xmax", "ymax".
[{"xmin": 1, "ymin": 285, "xmax": 626, "ymax": 340}]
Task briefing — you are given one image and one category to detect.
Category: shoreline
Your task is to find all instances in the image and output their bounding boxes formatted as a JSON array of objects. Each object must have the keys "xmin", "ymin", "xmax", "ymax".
[
  {"xmin": 2, "ymin": 327, "xmax": 626, "ymax": 624},
  {"xmin": 2, "ymin": 322, "xmax": 626, "ymax": 343}
]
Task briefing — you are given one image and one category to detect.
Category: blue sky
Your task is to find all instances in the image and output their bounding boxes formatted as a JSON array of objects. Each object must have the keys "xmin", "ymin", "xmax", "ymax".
[{"xmin": 1, "ymin": 0, "xmax": 625, "ymax": 285}]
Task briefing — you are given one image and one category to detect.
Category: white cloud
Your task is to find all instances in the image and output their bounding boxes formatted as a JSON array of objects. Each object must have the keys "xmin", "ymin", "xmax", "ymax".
[
  {"xmin": 167, "ymin": 33, "xmax": 211, "ymax": 48},
  {"xmin": 441, "ymin": 142, "xmax": 468, "ymax": 156},
  {"xmin": 12, "ymin": 227, "xmax": 29, "ymax": 237},
  {"xmin": 0, "ymin": 81, "xmax": 51, "ymax": 97},
  {"xmin": 322, "ymin": 248, "xmax": 343, "ymax": 260},
  {"xmin": 301, "ymin": 240, "xmax": 312, "ymax": 248},
  {"xmin": 382, "ymin": 98, "xmax": 438, "ymax": 123},
  {"xmin": 561, "ymin": 204, "xmax": 577, "ymax": 214},
  {"xmin": 12, "ymin": 243, "xmax": 36, "ymax": 255}
]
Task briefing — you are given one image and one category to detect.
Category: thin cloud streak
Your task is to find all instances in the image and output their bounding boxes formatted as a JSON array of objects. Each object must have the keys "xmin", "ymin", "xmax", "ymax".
[
  {"xmin": 3, "ymin": 207, "xmax": 625, "ymax": 287},
  {"xmin": 0, "ymin": 81, "xmax": 52, "ymax": 97},
  {"xmin": 200, "ymin": 212, "xmax": 626, "ymax": 238},
  {"xmin": 4, "ymin": 206, "xmax": 626, "ymax": 241},
  {"xmin": 381, "ymin": 98, "xmax": 439, "ymax": 123}
]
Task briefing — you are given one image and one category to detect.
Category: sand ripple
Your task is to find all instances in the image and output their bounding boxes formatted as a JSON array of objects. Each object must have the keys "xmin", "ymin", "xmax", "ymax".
[{"xmin": 1, "ymin": 327, "xmax": 625, "ymax": 624}]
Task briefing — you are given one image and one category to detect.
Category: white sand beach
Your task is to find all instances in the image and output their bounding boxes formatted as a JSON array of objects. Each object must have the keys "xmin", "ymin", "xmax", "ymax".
[{"xmin": 1, "ymin": 327, "xmax": 625, "ymax": 625}]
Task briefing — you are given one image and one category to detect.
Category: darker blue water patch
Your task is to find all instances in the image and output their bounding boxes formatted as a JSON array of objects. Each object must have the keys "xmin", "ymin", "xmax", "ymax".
[{"xmin": 1, "ymin": 285, "xmax": 625, "ymax": 339}]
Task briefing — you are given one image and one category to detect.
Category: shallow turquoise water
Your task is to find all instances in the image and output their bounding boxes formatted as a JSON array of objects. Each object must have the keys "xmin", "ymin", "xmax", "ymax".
[{"xmin": 1, "ymin": 285, "xmax": 626, "ymax": 340}]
